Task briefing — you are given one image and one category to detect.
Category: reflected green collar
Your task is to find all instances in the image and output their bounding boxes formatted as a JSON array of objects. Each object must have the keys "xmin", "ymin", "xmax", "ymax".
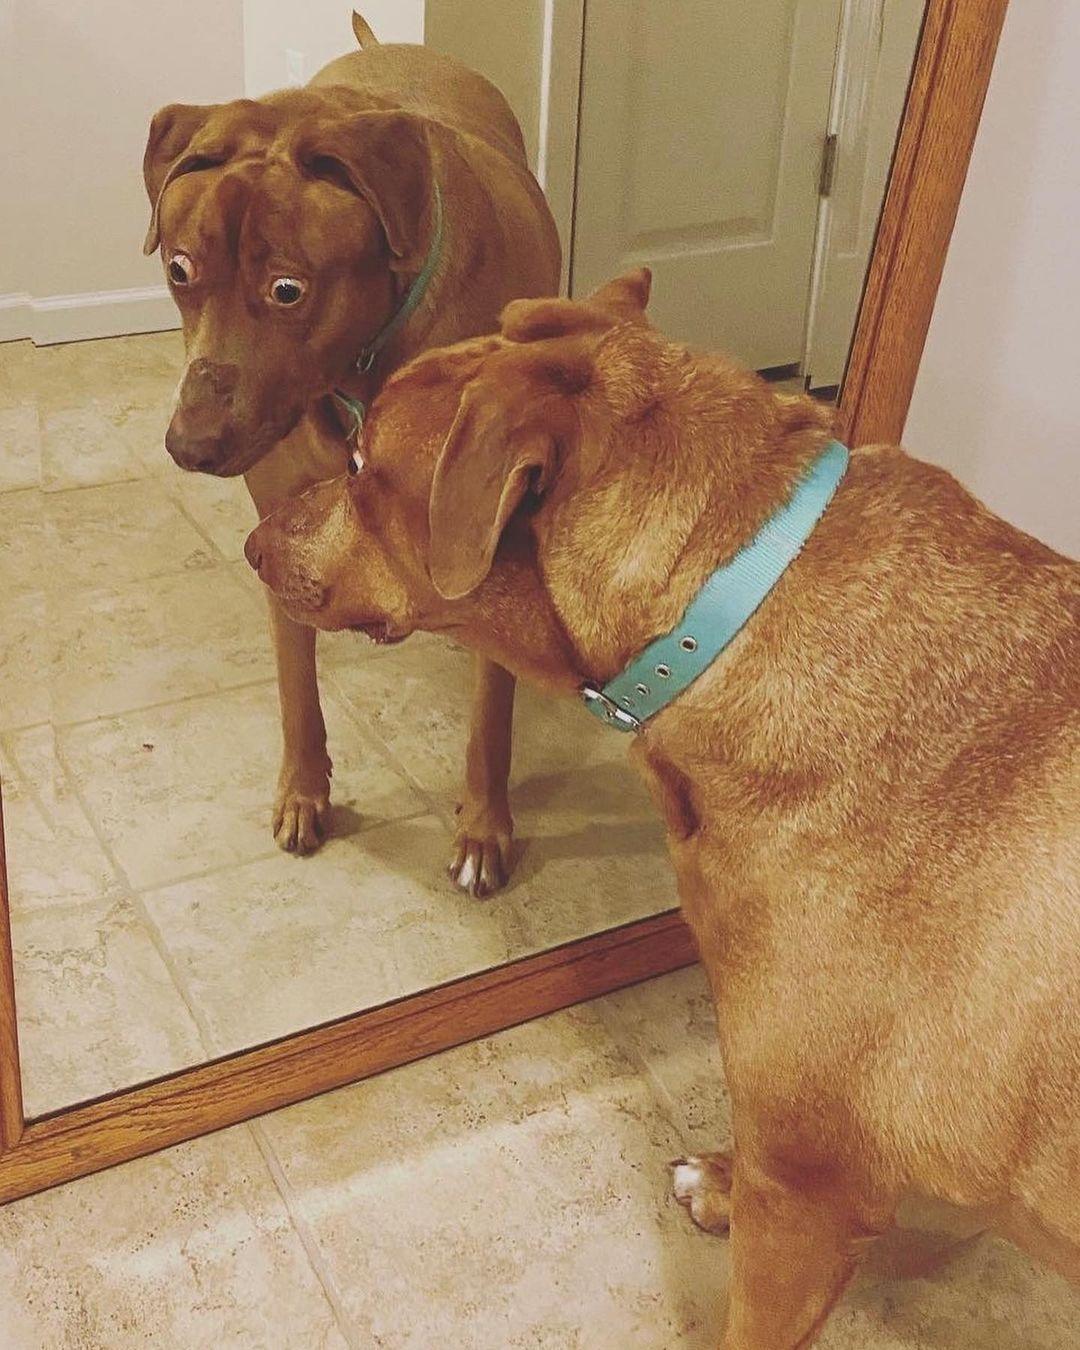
[
  {"xmin": 583, "ymin": 439, "xmax": 850, "ymax": 732},
  {"xmin": 332, "ymin": 183, "xmax": 444, "ymax": 443}
]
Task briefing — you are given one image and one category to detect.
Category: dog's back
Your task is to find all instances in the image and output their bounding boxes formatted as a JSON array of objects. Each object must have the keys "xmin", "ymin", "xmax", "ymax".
[
  {"xmin": 311, "ymin": 39, "xmax": 529, "ymax": 168},
  {"xmin": 708, "ymin": 439, "xmax": 1080, "ymax": 1274}
]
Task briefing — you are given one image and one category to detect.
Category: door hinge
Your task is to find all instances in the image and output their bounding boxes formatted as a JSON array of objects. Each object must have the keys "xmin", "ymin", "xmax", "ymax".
[{"xmin": 819, "ymin": 133, "xmax": 839, "ymax": 197}]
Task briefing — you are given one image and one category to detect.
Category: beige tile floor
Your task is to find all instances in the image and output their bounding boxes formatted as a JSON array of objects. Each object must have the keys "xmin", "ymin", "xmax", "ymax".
[
  {"xmin": 1, "ymin": 334, "xmax": 1077, "ymax": 1344},
  {"xmin": 0, "ymin": 332, "xmax": 670, "ymax": 1119},
  {"xmin": 2, "ymin": 965, "xmax": 1078, "ymax": 1347}
]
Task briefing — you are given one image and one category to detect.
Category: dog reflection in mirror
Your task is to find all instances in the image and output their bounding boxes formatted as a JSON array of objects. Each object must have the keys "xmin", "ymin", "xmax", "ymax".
[{"xmin": 142, "ymin": 11, "xmax": 559, "ymax": 882}]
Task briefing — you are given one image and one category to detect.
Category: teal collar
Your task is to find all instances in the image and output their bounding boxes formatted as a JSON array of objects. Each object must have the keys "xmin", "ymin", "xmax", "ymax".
[
  {"xmin": 583, "ymin": 439, "xmax": 850, "ymax": 732},
  {"xmin": 333, "ymin": 182, "xmax": 445, "ymax": 443}
]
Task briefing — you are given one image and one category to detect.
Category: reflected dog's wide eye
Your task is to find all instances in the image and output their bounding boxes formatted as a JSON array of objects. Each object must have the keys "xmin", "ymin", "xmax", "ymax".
[
  {"xmin": 168, "ymin": 253, "xmax": 196, "ymax": 286},
  {"xmin": 270, "ymin": 277, "xmax": 306, "ymax": 306}
]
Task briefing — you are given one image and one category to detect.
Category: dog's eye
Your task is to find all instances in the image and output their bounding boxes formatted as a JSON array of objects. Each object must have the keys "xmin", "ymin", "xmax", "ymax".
[
  {"xmin": 270, "ymin": 277, "xmax": 306, "ymax": 306},
  {"xmin": 168, "ymin": 253, "xmax": 196, "ymax": 286},
  {"xmin": 347, "ymin": 447, "xmax": 364, "ymax": 476}
]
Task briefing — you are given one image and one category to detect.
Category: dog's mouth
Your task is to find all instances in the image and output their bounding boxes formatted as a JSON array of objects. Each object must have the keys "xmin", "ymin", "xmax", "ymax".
[{"xmin": 348, "ymin": 619, "xmax": 408, "ymax": 646}]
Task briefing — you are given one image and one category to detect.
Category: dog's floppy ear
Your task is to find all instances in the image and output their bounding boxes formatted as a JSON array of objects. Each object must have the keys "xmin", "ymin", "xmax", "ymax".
[
  {"xmin": 501, "ymin": 267, "xmax": 652, "ymax": 343},
  {"xmin": 296, "ymin": 111, "xmax": 436, "ymax": 273},
  {"xmin": 428, "ymin": 375, "xmax": 556, "ymax": 600},
  {"xmin": 142, "ymin": 103, "xmax": 225, "ymax": 255}
]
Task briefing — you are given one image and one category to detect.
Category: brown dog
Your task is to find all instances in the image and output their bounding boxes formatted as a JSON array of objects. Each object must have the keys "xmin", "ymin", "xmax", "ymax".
[
  {"xmin": 245, "ymin": 271, "xmax": 1080, "ymax": 1345},
  {"xmin": 142, "ymin": 12, "xmax": 559, "ymax": 887}
]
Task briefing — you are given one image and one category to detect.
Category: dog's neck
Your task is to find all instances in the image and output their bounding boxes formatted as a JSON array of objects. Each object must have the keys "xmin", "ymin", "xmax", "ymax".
[{"xmin": 536, "ymin": 373, "xmax": 835, "ymax": 694}]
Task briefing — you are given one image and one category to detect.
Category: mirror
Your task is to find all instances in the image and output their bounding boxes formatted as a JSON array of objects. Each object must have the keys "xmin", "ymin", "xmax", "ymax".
[{"xmin": 0, "ymin": 0, "xmax": 926, "ymax": 1120}]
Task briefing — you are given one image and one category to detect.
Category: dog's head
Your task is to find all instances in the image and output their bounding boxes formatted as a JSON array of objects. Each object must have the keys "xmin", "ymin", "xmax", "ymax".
[
  {"xmin": 245, "ymin": 268, "xmax": 832, "ymax": 690},
  {"xmin": 143, "ymin": 91, "xmax": 439, "ymax": 476}
]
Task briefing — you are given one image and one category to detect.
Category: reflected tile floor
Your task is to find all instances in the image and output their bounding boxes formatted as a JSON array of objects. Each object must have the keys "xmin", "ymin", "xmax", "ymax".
[{"xmin": 2, "ymin": 335, "xmax": 1078, "ymax": 1346}]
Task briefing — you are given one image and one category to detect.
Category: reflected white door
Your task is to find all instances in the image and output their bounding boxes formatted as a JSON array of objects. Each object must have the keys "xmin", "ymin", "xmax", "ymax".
[
  {"xmin": 804, "ymin": 1, "xmax": 925, "ymax": 390},
  {"xmin": 570, "ymin": 0, "xmax": 843, "ymax": 370}
]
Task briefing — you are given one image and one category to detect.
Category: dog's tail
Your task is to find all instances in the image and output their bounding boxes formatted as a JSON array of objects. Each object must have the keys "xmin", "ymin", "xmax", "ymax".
[{"xmin": 352, "ymin": 10, "xmax": 379, "ymax": 47}]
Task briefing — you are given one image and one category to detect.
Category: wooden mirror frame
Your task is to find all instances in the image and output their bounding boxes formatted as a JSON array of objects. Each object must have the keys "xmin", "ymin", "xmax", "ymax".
[{"xmin": 0, "ymin": 0, "xmax": 1008, "ymax": 1205}]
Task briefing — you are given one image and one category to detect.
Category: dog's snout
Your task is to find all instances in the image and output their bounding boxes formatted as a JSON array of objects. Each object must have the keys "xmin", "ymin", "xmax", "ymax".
[
  {"xmin": 244, "ymin": 522, "xmax": 327, "ymax": 610},
  {"xmin": 166, "ymin": 358, "xmax": 243, "ymax": 473}
]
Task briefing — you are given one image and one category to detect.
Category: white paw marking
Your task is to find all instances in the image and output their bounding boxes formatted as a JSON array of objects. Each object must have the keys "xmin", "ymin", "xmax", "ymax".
[
  {"xmin": 456, "ymin": 855, "xmax": 477, "ymax": 891},
  {"xmin": 672, "ymin": 1161, "xmax": 704, "ymax": 1201}
]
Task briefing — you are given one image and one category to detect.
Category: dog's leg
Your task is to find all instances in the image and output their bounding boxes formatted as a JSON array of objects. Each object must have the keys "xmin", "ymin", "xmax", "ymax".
[
  {"xmin": 245, "ymin": 422, "xmax": 341, "ymax": 854},
  {"xmin": 448, "ymin": 656, "xmax": 516, "ymax": 897},
  {"xmin": 721, "ymin": 1160, "xmax": 864, "ymax": 1350},
  {"xmin": 266, "ymin": 590, "xmax": 332, "ymax": 853},
  {"xmin": 672, "ymin": 1150, "xmax": 733, "ymax": 1233}
]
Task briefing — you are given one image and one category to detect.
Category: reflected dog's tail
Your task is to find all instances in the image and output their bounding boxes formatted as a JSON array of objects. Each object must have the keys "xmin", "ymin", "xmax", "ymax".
[{"xmin": 351, "ymin": 10, "xmax": 379, "ymax": 47}]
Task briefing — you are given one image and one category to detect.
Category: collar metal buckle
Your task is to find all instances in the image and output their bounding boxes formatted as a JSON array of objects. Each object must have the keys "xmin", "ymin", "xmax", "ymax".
[{"xmin": 581, "ymin": 685, "xmax": 642, "ymax": 733}]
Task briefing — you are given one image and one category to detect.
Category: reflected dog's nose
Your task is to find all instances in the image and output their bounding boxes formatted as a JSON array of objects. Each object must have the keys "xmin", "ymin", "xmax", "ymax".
[
  {"xmin": 165, "ymin": 423, "xmax": 235, "ymax": 472},
  {"xmin": 167, "ymin": 357, "xmax": 240, "ymax": 473}
]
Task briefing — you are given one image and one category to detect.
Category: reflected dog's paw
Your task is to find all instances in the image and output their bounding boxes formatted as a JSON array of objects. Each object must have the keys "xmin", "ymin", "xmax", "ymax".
[
  {"xmin": 273, "ymin": 757, "xmax": 332, "ymax": 855},
  {"xmin": 672, "ymin": 1151, "xmax": 734, "ymax": 1234},
  {"xmin": 448, "ymin": 802, "xmax": 514, "ymax": 898}
]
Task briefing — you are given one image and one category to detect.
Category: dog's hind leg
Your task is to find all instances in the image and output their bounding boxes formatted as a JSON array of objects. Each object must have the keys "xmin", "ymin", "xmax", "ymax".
[{"xmin": 448, "ymin": 656, "xmax": 516, "ymax": 897}]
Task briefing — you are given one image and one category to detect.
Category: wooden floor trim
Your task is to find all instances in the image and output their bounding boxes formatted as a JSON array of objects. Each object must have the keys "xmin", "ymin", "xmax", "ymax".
[{"xmin": 0, "ymin": 909, "xmax": 698, "ymax": 1205}]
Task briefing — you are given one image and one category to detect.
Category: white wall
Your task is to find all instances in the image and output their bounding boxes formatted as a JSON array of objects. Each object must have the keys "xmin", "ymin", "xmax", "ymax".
[
  {"xmin": 1, "ymin": 3, "xmax": 428, "ymax": 344},
  {"xmin": 244, "ymin": 1, "xmax": 424, "ymax": 97},
  {"xmin": 3, "ymin": 0, "xmax": 244, "ymax": 343},
  {"xmin": 904, "ymin": 0, "xmax": 1079, "ymax": 558}
]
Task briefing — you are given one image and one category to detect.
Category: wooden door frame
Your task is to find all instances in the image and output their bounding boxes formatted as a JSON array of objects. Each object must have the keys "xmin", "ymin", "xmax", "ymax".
[{"xmin": 0, "ymin": 0, "xmax": 1008, "ymax": 1206}]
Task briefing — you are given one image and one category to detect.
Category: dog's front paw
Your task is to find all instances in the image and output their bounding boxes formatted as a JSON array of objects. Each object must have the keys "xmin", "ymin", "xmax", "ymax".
[
  {"xmin": 448, "ymin": 802, "xmax": 514, "ymax": 898},
  {"xmin": 672, "ymin": 1152, "xmax": 734, "ymax": 1234},
  {"xmin": 273, "ymin": 756, "xmax": 332, "ymax": 855}
]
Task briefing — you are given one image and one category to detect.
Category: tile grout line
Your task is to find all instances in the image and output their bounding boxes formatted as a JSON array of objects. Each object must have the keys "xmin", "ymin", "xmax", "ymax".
[
  {"xmin": 5, "ymin": 723, "xmax": 221, "ymax": 1113},
  {"xmin": 50, "ymin": 674, "xmax": 280, "ymax": 731},
  {"xmin": 594, "ymin": 996, "xmax": 723, "ymax": 1158},
  {"xmin": 320, "ymin": 664, "xmax": 457, "ymax": 834},
  {"xmin": 0, "ymin": 731, "xmax": 63, "ymax": 850},
  {"xmin": 248, "ymin": 1120, "xmax": 368, "ymax": 1350},
  {"xmin": 47, "ymin": 740, "xmax": 359, "ymax": 1348},
  {"xmin": 15, "ymin": 653, "xmax": 401, "ymax": 1346},
  {"xmin": 163, "ymin": 475, "xmax": 238, "ymax": 566},
  {"xmin": 45, "ymin": 734, "xmax": 221, "ymax": 1056}
]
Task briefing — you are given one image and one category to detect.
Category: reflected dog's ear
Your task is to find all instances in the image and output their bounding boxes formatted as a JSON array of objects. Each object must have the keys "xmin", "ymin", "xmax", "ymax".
[
  {"xmin": 428, "ymin": 374, "xmax": 559, "ymax": 601},
  {"xmin": 295, "ymin": 111, "xmax": 437, "ymax": 273},
  {"xmin": 142, "ymin": 103, "xmax": 226, "ymax": 254}
]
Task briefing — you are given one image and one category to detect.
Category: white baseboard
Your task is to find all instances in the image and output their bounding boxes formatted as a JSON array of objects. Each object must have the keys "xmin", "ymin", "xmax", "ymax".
[
  {"xmin": 0, "ymin": 292, "xmax": 31, "ymax": 344},
  {"xmin": 0, "ymin": 285, "xmax": 180, "ymax": 346}
]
